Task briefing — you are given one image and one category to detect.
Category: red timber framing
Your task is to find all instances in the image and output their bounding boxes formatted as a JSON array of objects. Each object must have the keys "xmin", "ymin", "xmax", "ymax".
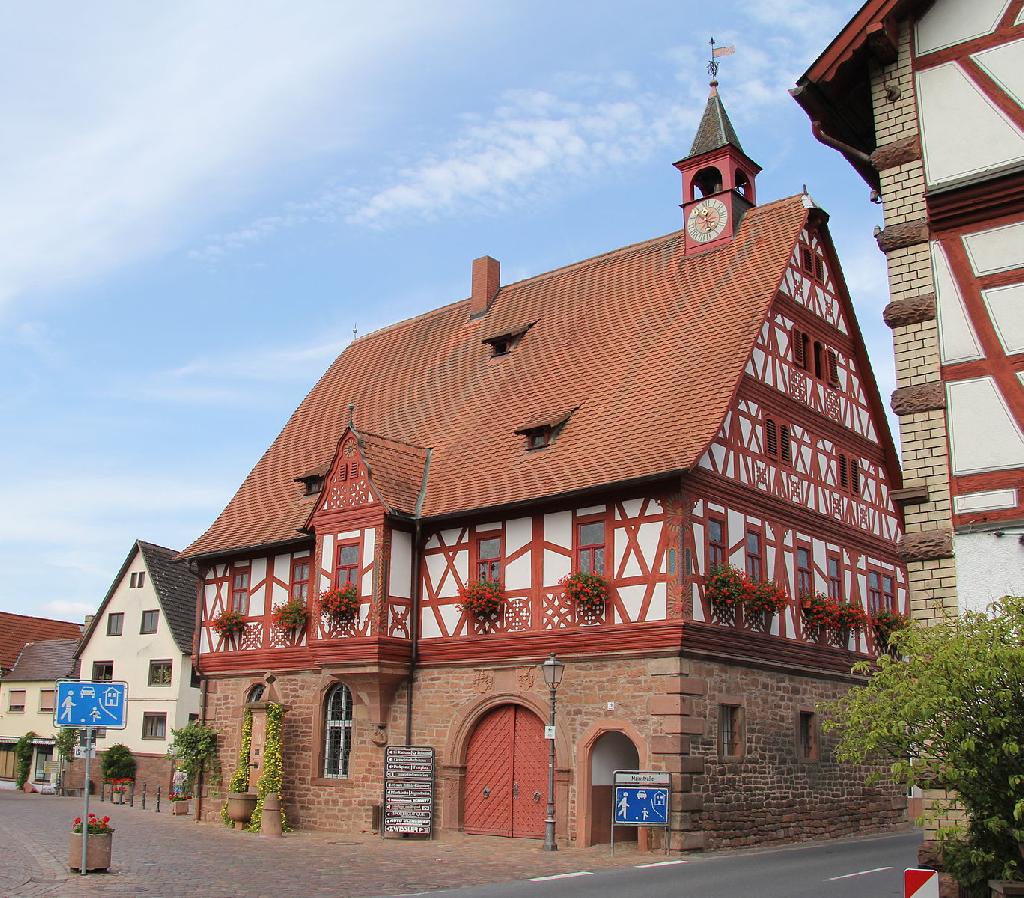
[{"xmin": 933, "ymin": 207, "xmax": 1024, "ymax": 528}]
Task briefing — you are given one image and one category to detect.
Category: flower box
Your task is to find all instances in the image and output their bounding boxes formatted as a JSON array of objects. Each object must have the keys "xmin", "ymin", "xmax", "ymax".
[
  {"xmin": 459, "ymin": 580, "xmax": 504, "ymax": 620},
  {"xmin": 319, "ymin": 584, "xmax": 360, "ymax": 625},
  {"xmin": 69, "ymin": 832, "xmax": 113, "ymax": 872}
]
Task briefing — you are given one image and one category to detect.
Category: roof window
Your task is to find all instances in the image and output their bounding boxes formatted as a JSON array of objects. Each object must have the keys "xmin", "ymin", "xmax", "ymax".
[
  {"xmin": 482, "ymin": 322, "xmax": 535, "ymax": 358},
  {"xmin": 294, "ymin": 466, "xmax": 328, "ymax": 497},
  {"xmin": 515, "ymin": 407, "xmax": 577, "ymax": 451}
]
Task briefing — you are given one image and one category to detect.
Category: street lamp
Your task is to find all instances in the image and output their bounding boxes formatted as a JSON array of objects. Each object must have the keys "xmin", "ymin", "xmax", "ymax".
[{"xmin": 540, "ymin": 652, "xmax": 565, "ymax": 852}]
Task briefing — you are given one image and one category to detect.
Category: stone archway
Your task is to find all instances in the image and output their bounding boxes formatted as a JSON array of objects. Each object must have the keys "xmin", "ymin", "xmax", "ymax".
[{"xmin": 575, "ymin": 720, "xmax": 649, "ymax": 848}]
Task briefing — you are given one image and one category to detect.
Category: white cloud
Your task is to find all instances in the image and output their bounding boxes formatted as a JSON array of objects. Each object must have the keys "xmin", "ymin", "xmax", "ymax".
[
  {"xmin": 0, "ymin": 2, "xmax": 476, "ymax": 307},
  {"xmin": 40, "ymin": 600, "xmax": 95, "ymax": 623}
]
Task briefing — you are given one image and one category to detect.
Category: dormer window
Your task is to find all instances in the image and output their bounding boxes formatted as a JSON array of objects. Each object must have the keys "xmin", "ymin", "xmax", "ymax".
[
  {"xmin": 483, "ymin": 322, "xmax": 535, "ymax": 358},
  {"xmin": 515, "ymin": 407, "xmax": 577, "ymax": 451},
  {"xmin": 294, "ymin": 466, "xmax": 328, "ymax": 496}
]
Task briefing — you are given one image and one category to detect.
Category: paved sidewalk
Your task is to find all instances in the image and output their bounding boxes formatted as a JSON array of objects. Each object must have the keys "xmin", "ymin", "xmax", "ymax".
[{"xmin": 0, "ymin": 792, "xmax": 652, "ymax": 897}]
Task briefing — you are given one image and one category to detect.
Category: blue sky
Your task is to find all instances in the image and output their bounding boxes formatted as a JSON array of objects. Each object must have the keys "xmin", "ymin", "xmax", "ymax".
[{"xmin": 0, "ymin": 0, "xmax": 890, "ymax": 622}]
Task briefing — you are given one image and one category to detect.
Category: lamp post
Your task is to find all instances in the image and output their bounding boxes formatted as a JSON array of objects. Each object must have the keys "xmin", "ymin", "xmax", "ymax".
[{"xmin": 540, "ymin": 652, "xmax": 565, "ymax": 852}]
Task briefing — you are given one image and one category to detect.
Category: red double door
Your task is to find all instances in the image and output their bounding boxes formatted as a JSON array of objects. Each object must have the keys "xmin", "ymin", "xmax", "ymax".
[{"xmin": 464, "ymin": 705, "xmax": 547, "ymax": 838}]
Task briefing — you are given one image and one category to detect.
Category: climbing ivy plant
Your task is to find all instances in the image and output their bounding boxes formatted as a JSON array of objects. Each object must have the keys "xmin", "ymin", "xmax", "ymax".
[
  {"xmin": 247, "ymin": 702, "xmax": 287, "ymax": 833},
  {"xmin": 220, "ymin": 708, "xmax": 253, "ymax": 827},
  {"xmin": 168, "ymin": 721, "xmax": 218, "ymax": 792},
  {"xmin": 14, "ymin": 731, "xmax": 37, "ymax": 788}
]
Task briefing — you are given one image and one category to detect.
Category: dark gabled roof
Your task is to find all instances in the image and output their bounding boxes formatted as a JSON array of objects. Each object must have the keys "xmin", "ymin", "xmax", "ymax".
[
  {"xmin": 184, "ymin": 195, "xmax": 819, "ymax": 558},
  {"xmin": 76, "ymin": 541, "xmax": 198, "ymax": 658},
  {"xmin": 686, "ymin": 83, "xmax": 743, "ymax": 159},
  {"xmin": 138, "ymin": 542, "xmax": 199, "ymax": 655},
  {"xmin": 8, "ymin": 639, "xmax": 80, "ymax": 682},
  {"xmin": 0, "ymin": 613, "xmax": 82, "ymax": 673}
]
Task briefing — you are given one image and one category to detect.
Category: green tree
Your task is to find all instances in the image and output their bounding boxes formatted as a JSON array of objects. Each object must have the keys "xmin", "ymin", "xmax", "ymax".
[
  {"xmin": 14, "ymin": 731, "xmax": 37, "ymax": 788},
  {"xmin": 826, "ymin": 595, "xmax": 1024, "ymax": 895},
  {"xmin": 167, "ymin": 721, "xmax": 218, "ymax": 791},
  {"xmin": 100, "ymin": 743, "xmax": 136, "ymax": 781}
]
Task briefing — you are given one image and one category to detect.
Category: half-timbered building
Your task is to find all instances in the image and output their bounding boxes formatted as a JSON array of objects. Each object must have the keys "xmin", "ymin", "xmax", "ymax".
[{"xmin": 183, "ymin": 83, "xmax": 909, "ymax": 850}]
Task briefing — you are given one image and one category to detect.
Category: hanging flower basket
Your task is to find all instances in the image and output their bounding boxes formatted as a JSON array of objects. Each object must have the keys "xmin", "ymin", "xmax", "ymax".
[
  {"xmin": 560, "ymin": 572, "xmax": 608, "ymax": 613},
  {"xmin": 871, "ymin": 607, "xmax": 908, "ymax": 653},
  {"xmin": 744, "ymin": 578, "xmax": 788, "ymax": 632},
  {"xmin": 705, "ymin": 565, "xmax": 745, "ymax": 626},
  {"xmin": 459, "ymin": 580, "xmax": 504, "ymax": 619},
  {"xmin": 800, "ymin": 592, "xmax": 838, "ymax": 641},
  {"xmin": 272, "ymin": 598, "xmax": 308, "ymax": 633},
  {"xmin": 212, "ymin": 609, "xmax": 246, "ymax": 641},
  {"xmin": 319, "ymin": 584, "xmax": 360, "ymax": 624}
]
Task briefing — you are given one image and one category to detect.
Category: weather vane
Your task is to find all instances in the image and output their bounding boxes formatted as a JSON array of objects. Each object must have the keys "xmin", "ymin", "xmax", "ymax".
[{"xmin": 707, "ymin": 36, "xmax": 736, "ymax": 81}]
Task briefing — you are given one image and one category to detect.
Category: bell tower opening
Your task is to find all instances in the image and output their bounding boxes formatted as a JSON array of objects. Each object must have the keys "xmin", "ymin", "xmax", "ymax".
[{"xmin": 692, "ymin": 166, "xmax": 724, "ymax": 200}]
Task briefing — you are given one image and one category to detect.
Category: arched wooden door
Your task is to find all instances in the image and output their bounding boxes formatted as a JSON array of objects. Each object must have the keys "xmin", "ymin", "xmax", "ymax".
[{"xmin": 464, "ymin": 704, "xmax": 547, "ymax": 838}]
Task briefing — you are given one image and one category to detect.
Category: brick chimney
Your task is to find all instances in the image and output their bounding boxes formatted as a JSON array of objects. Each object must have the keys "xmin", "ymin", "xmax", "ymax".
[{"xmin": 470, "ymin": 255, "xmax": 500, "ymax": 317}]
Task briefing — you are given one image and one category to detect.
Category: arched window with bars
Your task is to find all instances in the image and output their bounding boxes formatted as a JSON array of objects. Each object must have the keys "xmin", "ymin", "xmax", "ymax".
[{"xmin": 323, "ymin": 683, "xmax": 354, "ymax": 779}]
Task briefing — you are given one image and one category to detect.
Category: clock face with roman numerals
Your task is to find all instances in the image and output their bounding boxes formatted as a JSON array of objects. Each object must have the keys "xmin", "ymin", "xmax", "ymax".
[{"xmin": 686, "ymin": 198, "xmax": 729, "ymax": 243}]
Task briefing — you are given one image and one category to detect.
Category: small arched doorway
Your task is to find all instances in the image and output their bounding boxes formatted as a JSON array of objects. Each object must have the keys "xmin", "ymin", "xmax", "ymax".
[
  {"xmin": 589, "ymin": 731, "xmax": 640, "ymax": 845},
  {"xmin": 464, "ymin": 704, "xmax": 547, "ymax": 838}
]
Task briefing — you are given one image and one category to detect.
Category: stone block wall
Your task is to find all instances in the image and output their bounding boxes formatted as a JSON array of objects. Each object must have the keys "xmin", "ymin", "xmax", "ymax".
[{"xmin": 65, "ymin": 750, "xmax": 174, "ymax": 797}]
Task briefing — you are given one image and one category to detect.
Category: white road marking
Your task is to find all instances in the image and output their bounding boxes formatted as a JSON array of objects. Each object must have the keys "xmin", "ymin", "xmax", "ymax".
[
  {"xmin": 530, "ymin": 871, "xmax": 594, "ymax": 881},
  {"xmin": 827, "ymin": 866, "xmax": 892, "ymax": 881},
  {"xmin": 636, "ymin": 859, "xmax": 689, "ymax": 868}
]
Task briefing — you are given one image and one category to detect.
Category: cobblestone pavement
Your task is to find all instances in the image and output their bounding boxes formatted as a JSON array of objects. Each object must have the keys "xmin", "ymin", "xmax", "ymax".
[{"xmin": 0, "ymin": 792, "xmax": 653, "ymax": 898}]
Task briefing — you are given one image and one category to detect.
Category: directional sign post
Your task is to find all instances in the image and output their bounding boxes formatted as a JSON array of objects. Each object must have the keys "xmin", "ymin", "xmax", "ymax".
[
  {"xmin": 55, "ymin": 681, "xmax": 128, "ymax": 876},
  {"xmin": 611, "ymin": 770, "xmax": 671, "ymax": 856}
]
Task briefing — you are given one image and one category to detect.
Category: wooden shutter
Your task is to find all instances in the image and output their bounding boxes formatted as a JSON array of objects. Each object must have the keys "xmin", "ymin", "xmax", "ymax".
[
  {"xmin": 827, "ymin": 350, "xmax": 840, "ymax": 388},
  {"xmin": 851, "ymin": 460, "xmax": 860, "ymax": 494},
  {"xmin": 765, "ymin": 419, "xmax": 777, "ymax": 457},
  {"xmin": 838, "ymin": 454, "xmax": 848, "ymax": 489},
  {"xmin": 792, "ymin": 327, "xmax": 805, "ymax": 369},
  {"xmin": 780, "ymin": 425, "xmax": 791, "ymax": 464}
]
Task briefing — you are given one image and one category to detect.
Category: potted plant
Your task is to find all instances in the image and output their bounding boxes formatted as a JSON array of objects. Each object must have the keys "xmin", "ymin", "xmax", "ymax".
[
  {"xmin": 272, "ymin": 598, "xmax": 307, "ymax": 634},
  {"xmin": 212, "ymin": 608, "xmax": 246, "ymax": 643},
  {"xmin": 109, "ymin": 777, "xmax": 132, "ymax": 804},
  {"xmin": 705, "ymin": 565, "xmax": 745, "ymax": 626},
  {"xmin": 743, "ymin": 578, "xmax": 788, "ymax": 632},
  {"xmin": 871, "ymin": 607, "xmax": 908, "ymax": 654},
  {"xmin": 101, "ymin": 744, "xmax": 136, "ymax": 804},
  {"xmin": 560, "ymin": 571, "xmax": 609, "ymax": 624},
  {"xmin": 833, "ymin": 601, "xmax": 868, "ymax": 647},
  {"xmin": 68, "ymin": 813, "xmax": 113, "ymax": 872},
  {"xmin": 459, "ymin": 580, "xmax": 504, "ymax": 632},
  {"xmin": 800, "ymin": 592, "xmax": 838, "ymax": 641},
  {"xmin": 319, "ymin": 583, "xmax": 360, "ymax": 625},
  {"xmin": 170, "ymin": 768, "xmax": 191, "ymax": 815}
]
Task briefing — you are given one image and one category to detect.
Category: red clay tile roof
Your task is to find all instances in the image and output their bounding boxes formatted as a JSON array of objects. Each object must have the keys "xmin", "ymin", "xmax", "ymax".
[
  {"xmin": 184, "ymin": 195, "xmax": 811, "ymax": 558},
  {"xmin": 0, "ymin": 612, "xmax": 82, "ymax": 673},
  {"xmin": 357, "ymin": 429, "xmax": 431, "ymax": 517}
]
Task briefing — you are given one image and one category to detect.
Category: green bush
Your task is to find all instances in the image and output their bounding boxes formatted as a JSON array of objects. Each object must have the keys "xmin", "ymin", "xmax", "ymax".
[
  {"xmin": 100, "ymin": 743, "xmax": 136, "ymax": 781},
  {"xmin": 14, "ymin": 731, "xmax": 36, "ymax": 788}
]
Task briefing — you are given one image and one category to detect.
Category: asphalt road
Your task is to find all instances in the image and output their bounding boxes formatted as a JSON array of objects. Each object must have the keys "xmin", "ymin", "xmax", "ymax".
[{"xmin": 404, "ymin": 830, "xmax": 923, "ymax": 898}]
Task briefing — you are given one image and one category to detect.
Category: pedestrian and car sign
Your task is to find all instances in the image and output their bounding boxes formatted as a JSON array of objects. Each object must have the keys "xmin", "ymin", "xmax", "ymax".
[
  {"xmin": 54, "ymin": 680, "xmax": 128, "ymax": 729},
  {"xmin": 611, "ymin": 770, "xmax": 672, "ymax": 855}
]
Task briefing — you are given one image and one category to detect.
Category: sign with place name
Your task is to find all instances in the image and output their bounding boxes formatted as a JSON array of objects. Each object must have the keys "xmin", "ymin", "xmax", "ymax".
[
  {"xmin": 73, "ymin": 745, "xmax": 97, "ymax": 759},
  {"xmin": 382, "ymin": 746, "xmax": 434, "ymax": 836},
  {"xmin": 54, "ymin": 680, "xmax": 128, "ymax": 729},
  {"xmin": 614, "ymin": 770, "xmax": 671, "ymax": 786}
]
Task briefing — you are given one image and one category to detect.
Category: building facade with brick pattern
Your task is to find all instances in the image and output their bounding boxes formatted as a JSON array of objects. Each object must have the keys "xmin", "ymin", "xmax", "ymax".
[{"xmin": 184, "ymin": 86, "xmax": 909, "ymax": 850}]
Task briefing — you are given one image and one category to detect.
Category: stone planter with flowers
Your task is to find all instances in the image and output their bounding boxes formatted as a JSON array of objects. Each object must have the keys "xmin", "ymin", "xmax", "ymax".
[{"xmin": 68, "ymin": 813, "xmax": 114, "ymax": 872}]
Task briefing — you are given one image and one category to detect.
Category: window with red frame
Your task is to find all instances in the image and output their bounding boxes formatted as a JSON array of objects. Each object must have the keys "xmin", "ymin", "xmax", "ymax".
[
  {"xmin": 291, "ymin": 557, "xmax": 311, "ymax": 601},
  {"xmin": 867, "ymin": 571, "xmax": 882, "ymax": 614},
  {"xmin": 796, "ymin": 546, "xmax": 813, "ymax": 597},
  {"xmin": 708, "ymin": 517, "xmax": 726, "ymax": 569},
  {"xmin": 230, "ymin": 567, "xmax": 250, "ymax": 612},
  {"xmin": 577, "ymin": 520, "xmax": 605, "ymax": 575},
  {"xmin": 827, "ymin": 554, "xmax": 843, "ymax": 601},
  {"xmin": 745, "ymin": 530, "xmax": 763, "ymax": 580},
  {"xmin": 882, "ymin": 574, "xmax": 895, "ymax": 611},
  {"xmin": 335, "ymin": 542, "xmax": 360, "ymax": 588},
  {"xmin": 475, "ymin": 534, "xmax": 502, "ymax": 582}
]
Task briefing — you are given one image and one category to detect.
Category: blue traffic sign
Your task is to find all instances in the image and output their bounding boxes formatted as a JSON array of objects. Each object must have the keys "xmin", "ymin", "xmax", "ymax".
[
  {"xmin": 613, "ymin": 785, "xmax": 669, "ymax": 826},
  {"xmin": 55, "ymin": 681, "xmax": 128, "ymax": 729}
]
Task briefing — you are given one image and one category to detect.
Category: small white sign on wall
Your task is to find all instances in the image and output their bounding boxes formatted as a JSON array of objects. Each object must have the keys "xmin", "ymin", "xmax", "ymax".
[{"xmin": 544, "ymin": 725, "xmax": 556, "ymax": 740}]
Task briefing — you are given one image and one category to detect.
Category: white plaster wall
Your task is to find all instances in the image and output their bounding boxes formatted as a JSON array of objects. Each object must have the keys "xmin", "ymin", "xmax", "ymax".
[
  {"xmin": 964, "ymin": 221, "xmax": 1024, "ymax": 275},
  {"xmin": 915, "ymin": 0, "xmax": 1009, "ymax": 54},
  {"xmin": 0, "ymin": 680, "xmax": 61, "ymax": 741},
  {"xmin": 78, "ymin": 553, "xmax": 200, "ymax": 755},
  {"xmin": 947, "ymin": 378, "xmax": 1024, "ymax": 474},
  {"xmin": 953, "ymin": 530, "xmax": 1024, "ymax": 614},
  {"xmin": 389, "ymin": 529, "xmax": 412, "ymax": 599}
]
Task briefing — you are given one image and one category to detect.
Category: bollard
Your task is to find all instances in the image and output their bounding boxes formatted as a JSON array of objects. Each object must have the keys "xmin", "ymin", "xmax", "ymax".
[
  {"xmin": 99, "ymin": 781, "xmax": 104, "ymax": 803},
  {"xmin": 260, "ymin": 793, "xmax": 283, "ymax": 838},
  {"xmin": 156, "ymin": 786, "xmax": 161, "ymax": 812},
  {"xmin": 129, "ymin": 781, "xmax": 135, "ymax": 808},
  {"xmin": 141, "ymin": 784, "xmax": 147, "ymax": 810}
]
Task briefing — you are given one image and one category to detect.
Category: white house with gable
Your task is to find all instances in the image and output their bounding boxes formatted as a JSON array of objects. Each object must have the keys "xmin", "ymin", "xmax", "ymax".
[{"xmin": 72, "ymin": 540, "xmax": 200, "ymax": 791}]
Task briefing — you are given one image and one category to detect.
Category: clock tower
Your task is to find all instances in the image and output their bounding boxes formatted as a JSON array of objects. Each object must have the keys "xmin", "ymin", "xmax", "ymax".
[{"xmin": 676, "ymin": 80, "xmax": 760, "ymax": 255}]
